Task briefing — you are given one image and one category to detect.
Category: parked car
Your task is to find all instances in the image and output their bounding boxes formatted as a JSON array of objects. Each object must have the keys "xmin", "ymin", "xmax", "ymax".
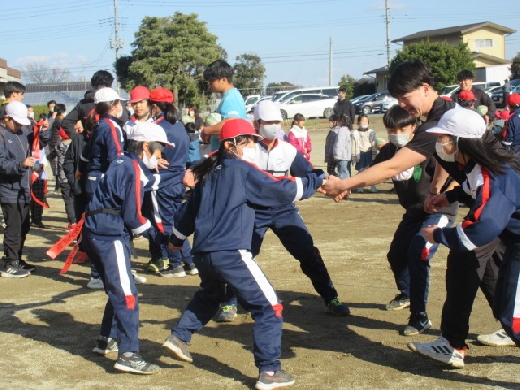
[
  {"xmin": 271, "ymin": 90, "xmax": 293, "ymax": 102},
  {"xmin": 355, "ymin": 92, "xmax": 395, "ymax": 115},
  {"xmin": 350, "ymin": 95, "xmax": 370, "ymax": 105},
  {"xmin": 486, "ymin": 86, "xmax": 504, "ymax": 107},
  {"xmin": 440, "ymin": 84, "xmax": 459, "ymax": 97},
  {"xmin": 244, "ymin": 95, "xmax": 261, "ymax": 112},
  {"xmin": 250, "ymin": 96, "xmax": 273, "ymax": 114},
  {"xmin": 379, "ymin": 98, "xmax": 398, "ymax": 113},
  {"xmin": 277, "ymin": 94, "xmax": 337, "ymax": 120}
]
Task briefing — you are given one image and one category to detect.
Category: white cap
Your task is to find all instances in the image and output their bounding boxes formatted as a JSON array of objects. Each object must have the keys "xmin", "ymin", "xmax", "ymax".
[
  {"xmin": 94, "ymin": 87, "xmax": 122, "ymax": 104},
  {"xmin": 5, "ymin": 101, "xmax": 30, "ymax": 126},
  {"xmin": 254, "ymin": 100, "xmax": 282, "ymax": 122},
  {"xmin": 128, "ymin": 122, "xmax": 173, "ymax": 145},
  {"xmin": 426, "ymin": 107, "xmax": 485, "ymax": 139}
]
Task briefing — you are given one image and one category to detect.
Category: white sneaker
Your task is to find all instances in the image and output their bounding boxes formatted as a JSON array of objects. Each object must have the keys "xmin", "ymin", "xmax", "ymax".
[
  {"xmin": 408, "ymin": 337, "xmax": 465, "ymax": 368},
  {"xmin": 86, "ymin": 277, "xmax": 104, "ymax": 289},
  {"xmin": 477, "ymin": 328, "xmax": 515, "ymax": 347},
  {"xmin": 131, "ymin": 269, "xmax": 147, "ymax": 284}
]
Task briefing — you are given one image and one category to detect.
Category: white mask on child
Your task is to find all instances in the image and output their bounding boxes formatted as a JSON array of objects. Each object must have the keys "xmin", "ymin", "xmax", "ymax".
[{"xmin": 143, "ymin": 154, "xmax": 158, "ymax": 170}]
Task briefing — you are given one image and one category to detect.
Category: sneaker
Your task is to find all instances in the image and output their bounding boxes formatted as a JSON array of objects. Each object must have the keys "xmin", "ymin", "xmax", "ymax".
[
  {"xmin": 131, "ymin": 269, "xmax": 147, "ymax": 284},
  {"xmin": 216, "ymin": 304, "xmax": 237, "ymax": 322},
  {"xmin": 19, "ymin": 260, "xmax": 36, "ymax": 273},
  {"xmin": 86, "ymin": 277, "xmax": 104, "ymax": 289},
  {"xmin": 385, "ymin": 293, "xmax": 410, "ymax": 311},
  {"xmin": 326, "ymin": 298, "xmax": 351, "ymax": 316},
  {"xmin": 255, "ymin": 370, "xmax": 295, "ymax": 390},
  {"xmin": 31, "ymin": 222, "xmax": 46, "ymax": 229},
  {"xmin": 408, "ymin": 336, "xmax": 465, "ymax": 368},
  {"xmin": 162, "ymin": 335, "xmax": 193, "ymax": 363},
  {"xmin": 1, "ymin": 262, "xmax": 30, "ymax": 278},
  {"xmin": 183, "ymin": 263, "xmax": 199, "ymax": 275},
  {"xmin": 92, "ymin": 337, "xmax": 119, "ymax": 355},
  {"xmin": 114, "ymin": 352, "xmax": 160, "ymax": 374},
  {"xmin": 370, "ymin": 185, "xmax": 377, "ymax": 193},
  {"xmin": 147, "ymin": 258, "xmax": 168, "ymax": 274},
  {"xmin": 477, "ymin": 328, "xmax": 515, "ymax": 347},
  {"xmin": 402, "ymin": 312, "xmax": 432, "ymax": 336},
  {"xmin": 356, "ymin": 188, "xmax": 365, "ymax": 193},
  {"xmin": 160, "ymin": 265, "xmax": 186, "ymax": 278}
]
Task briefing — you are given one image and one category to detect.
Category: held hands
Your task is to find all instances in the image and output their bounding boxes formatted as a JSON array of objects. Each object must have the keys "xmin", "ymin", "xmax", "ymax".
[
  {"xmin": 200, "ymin": 128, "xmax": 211, "ymax": 144},
  {"xmin": 183, "ymin": 169, "xmax": 196, "ymax": 187},
  {"xmin": 168, "ymin": 242, "xmax": 182, "ymax": 251},
  {"xmin": 424, "ymin": 193, "xmax": 449, "ymax": 214},
  {"xmin": 421, "ymin": 225, "xmax": 438, "ymax": 244}
]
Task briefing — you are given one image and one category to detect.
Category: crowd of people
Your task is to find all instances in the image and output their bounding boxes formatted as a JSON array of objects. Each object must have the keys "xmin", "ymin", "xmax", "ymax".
[{"xmin": 1, "ymin": 58, "xmax": 520, "ymax": 389}]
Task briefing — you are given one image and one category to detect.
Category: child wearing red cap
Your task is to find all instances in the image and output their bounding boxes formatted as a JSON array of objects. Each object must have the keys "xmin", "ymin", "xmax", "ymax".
[
  {"xmin": 162, "ymin": 118, "xmax": 325, "ymax": 390},
  {"xmin": 501, "ymin": 93, "xmax": 520, "ymax": 153}
]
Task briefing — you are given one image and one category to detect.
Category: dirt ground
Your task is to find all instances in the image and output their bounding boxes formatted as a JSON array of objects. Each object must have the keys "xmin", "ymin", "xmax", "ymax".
[{"xmin": 1, "ymin": 116, "xmax": 520, "ymax": 390}]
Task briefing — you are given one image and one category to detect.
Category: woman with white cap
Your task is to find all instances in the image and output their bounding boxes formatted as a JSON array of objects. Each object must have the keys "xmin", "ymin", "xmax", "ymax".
[{"xmin": 408, "ymin": 108, "xmax": 520, "ymax": 368}]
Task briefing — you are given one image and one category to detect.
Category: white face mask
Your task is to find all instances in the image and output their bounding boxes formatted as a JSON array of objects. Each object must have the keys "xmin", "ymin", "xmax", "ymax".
[
  {"xmin": 259, "ymin": 124, "xmax": 281, "ymax": 140},
  {"xmin": 388, "ymin": 133, "xmax": 411, "ymax": 147},
  {"xmin": 143, "ymin": 153, "xmax": 158, "ymax": 169},
  {"xmin": 240, "ymin": 146, "xmax": 257, "ymax": 163},
  {"xmin": 28, "ymin": 112, "xmax": 35, "ymax": 119},
  {"xmin": 435, "ymin": 141, "xmax": 457, "ymax": 162},
  {"xmin": 360, "ymin": 124, "xmax": 368, "ymax": 129}
]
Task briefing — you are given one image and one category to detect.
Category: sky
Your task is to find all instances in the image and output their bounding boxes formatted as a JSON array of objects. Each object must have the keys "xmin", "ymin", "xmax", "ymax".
[{"xmin": 3, "ymin": 0, "xmax": 520, "ymax": 91}]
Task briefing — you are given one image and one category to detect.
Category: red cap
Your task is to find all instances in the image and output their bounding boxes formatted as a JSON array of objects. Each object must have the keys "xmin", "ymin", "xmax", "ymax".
[
  {"xmin": 220, "ymin": 118, "xmax": 263, "ymax": 142},
  {"xmin": 441, "ymin": 95, "xmax": 453, "ymax": 101},
  {"xmin": 59, "ymin": 128, "xmax": 70, "ymax": 139},
  {"xmin": 508, "ymin": 93, "xmax": 520, "ymax": 106},
  {"xmin": 459, "ymin": 90, "xmax": 476, "ymax": 101},
  {"xmin": 129, "ymin": 86, "xmax": 150, "ymax": 103},
  {"xmin": 149, "ymin": 88, "xmax": 174, "ymax": 103}
]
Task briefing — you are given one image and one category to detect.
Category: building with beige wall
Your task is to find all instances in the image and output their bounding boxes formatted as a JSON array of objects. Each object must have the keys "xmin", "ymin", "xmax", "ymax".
[{"xmin": 0, "ymin": 57, "xmax": 23, "ymax": 100}]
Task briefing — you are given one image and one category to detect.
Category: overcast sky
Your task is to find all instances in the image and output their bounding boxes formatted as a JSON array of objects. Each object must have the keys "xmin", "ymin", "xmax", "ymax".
[{"xmin": 3, "ymin": 0, "xmax": 519, "ymax": 88}]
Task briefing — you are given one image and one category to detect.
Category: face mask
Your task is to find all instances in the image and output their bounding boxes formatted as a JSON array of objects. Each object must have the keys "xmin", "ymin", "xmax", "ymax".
[
  {"xmin": 127, "ymin": 107, "xmax": 134, "ymax": 116},
  {"xmin": 189, "ymin": 111, "xmax": 195, "ymax": 117},
  {"xmin": 143, "ymin": 153, "xmax": 158, "ymax": 170},
  {"xmin": 240, "ymin": 146, "xmax": 256, "ymax": 163},
  {"xmin": 388, "ymin": 133, "xmax": 410, "ymax": 147},
  {"xmin": 28, "ymin": 112, "xmax": 34, "ymax": 119},
  {"xmin": 435, "ymin": 141, "xmax": 456, "ymax": 162},
  {"xmin": 259, "ymin": 124, "xmax": 280, "ymax": 140},
  {"xmin": 360, "ymin": 124, "xmax": 368, "ymax": 130}
]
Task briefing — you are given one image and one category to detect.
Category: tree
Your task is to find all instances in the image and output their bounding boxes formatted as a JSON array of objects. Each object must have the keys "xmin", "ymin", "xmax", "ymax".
[
  {"xmin": 338, "ymin": 74, "xmax": 356, "ymax": 99},
  {"xmin": 22, "ymin": 62, "xmax": 71, "ymax": 84},
  {"xmin": 511, "ymin": 53, "xmax": 520, "ymax": 80},
  {"xmin": 233, "ymin": 53, "xmax": 265, "ymax": 96},
  {"xmin": 115, "ymin": 12, "xmax": 225, "ymax": 105},
  {"xmin": 265, "ymin": 82, "xmax": 300, "ymax": 96},
  {"xmin": 389, "ymin": 41, "xmax": 475, "ymax": 92}
]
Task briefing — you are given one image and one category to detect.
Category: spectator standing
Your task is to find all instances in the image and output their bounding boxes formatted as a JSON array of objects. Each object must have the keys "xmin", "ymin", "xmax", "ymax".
[
  {"xmin": 324, "ymin": 114, "xmax": 339, "ymax": 176},
  {"xmin": 56, "ymin": 128, "xmax": 76, "ymax": 229},
  {"xmin": 352, "ymin": 115, "xmax": 377, "ymax": 193},
  {"xmin": 30, "ymin": 114, "xmax": 50, "ymax": 228},
  {"xmin": 333, "ymin": 86, "xmax": 356, "ymax": 126},
  {"xmin": 502, "ymin": 78, "xmax": 511, "ymax": 107},
  {"xmin": 450, "ymin": 70, "xmax": 496, "ymax": 124},
  {"xmin": 48, "ymin": 103, "xmax": 66, "ymax": 191},
  {"xmin": 332, "ymin": 113, "xmax": 352, "ymax": 179},
  {"xmin": 288, "ymin": 113, "xmax": 312, "ymax": 161}
]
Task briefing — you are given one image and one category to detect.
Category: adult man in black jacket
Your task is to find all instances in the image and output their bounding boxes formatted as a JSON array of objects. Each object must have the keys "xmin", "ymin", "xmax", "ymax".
[
  {"xmin": 451, "ymin": 70, "xmax": 496, "ymax": 124},
  {"xmin": 333, "ymin": 87, "xmax": 356, "ymax": 126}
]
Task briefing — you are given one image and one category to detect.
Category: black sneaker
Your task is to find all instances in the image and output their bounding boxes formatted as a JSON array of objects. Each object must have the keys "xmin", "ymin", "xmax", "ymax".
[
  {"xmin": 402, "ymin": 312, "xmax": 432, "ymax": 336},
  {"xmin": 92, "ymin": 336, "xmax": 119, "ymax": 355},
  {"xmin": 114, "ymin": 352, "xmax": 160, "ymax": 374},
  {"xmin": 19, "ymin": 260, "xmax": 36, "ymax": 273},
  {"xmin": 162, "ymin": 335, "xmax": 193, "ymax": 363},
  {"xmin": 385, "ymin": 293, "xmax": 410, "ymax": 311},
  {"xmin": 1, "ymin": 262, "xmax": 30, "ymax": 278},
  {"xmin": 326, "ymin": 298, "xmax": 351, "ymax": 316},
  {"xmin": 255, "ymin": 370, "xmax": 295, "ymax": 390}
]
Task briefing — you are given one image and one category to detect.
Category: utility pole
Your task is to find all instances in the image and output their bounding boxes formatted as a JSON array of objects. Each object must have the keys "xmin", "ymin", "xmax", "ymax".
[
  {"xmin": 329, "ymin": 37, "xmax": 333, "ymax": 86},
  {"xmin": 110, "ymin": 0, "xmax": 124, "ymax": 93},
  {"xmin": 385, "ymin": 0, "xmax": 391, "ymax": 67}
]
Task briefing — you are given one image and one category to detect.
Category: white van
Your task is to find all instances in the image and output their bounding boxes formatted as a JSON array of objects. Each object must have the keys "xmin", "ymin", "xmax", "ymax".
[
  {"xmin": 278, "ymin": 86, "xmax": 339, "ymax": 104},
  {"xmin": 441, "ymin": 81, "xmax": 502, "ymax": 97}
]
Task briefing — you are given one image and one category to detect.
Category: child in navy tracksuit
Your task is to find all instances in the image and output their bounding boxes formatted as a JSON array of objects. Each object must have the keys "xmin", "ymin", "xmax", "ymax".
[
  {"xmin": 162, "ymin": 119, "xmax": 324, "ymax": 390},
  {"xmin": 84, "ymin": 124, "xmax": 170, "ymax": 375},
  {"xmin": 409, "ymin": 108, "xmax": 520, "ymax": 368}
]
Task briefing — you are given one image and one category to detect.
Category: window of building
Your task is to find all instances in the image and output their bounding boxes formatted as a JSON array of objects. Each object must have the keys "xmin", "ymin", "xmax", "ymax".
[{"xmin": 475, "ymin": 39, "xmax": 493, "ymax": 48}]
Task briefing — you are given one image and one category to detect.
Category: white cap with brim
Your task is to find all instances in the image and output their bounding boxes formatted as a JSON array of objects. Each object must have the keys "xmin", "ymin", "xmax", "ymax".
[
  {"xmin": 5, "ymin": 101, "xmax": 30, "ymax": 126},
  {"xmin": 426, "ymin": 107, "xmax": 486, "ymax": 139},
  {"xmin": 128, "ymin": 122, "xmax": 174, "ymax": 146},
  {"xmin": 94, "ymin": 87, "xmax": 122, "ymax": 104},
  {"xmin": 255, "ymin": 100, "xmax": 282, "ymax": 122}
]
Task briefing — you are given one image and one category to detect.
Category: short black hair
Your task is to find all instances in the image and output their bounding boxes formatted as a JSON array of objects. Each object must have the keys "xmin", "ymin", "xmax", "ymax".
[
  {"xmin": 25, "ymin": 104, "xmax": 31, "ymax": 108},
  {"xmin": 338, "ymin": 87, "xmax": 347, "ymax": 93},
  {"xmin": 185, "ymin": 122, "xmax": 197, "ymax": 133},
  {"xmin": 91, "ymin": 70, "xmax": 114, "ymax": 88},
  {"xmin": 47, "ymin": 100, "xmax": 56, "ymax": 106},
  {"xmin": 457, "ymin": 70, "xmax": 474, "ymax": 81},
  {"xmin": 388, "ymin": 60, "xmax": 434, "ymax": 98},
  {"xmin": 4, "ymin": 81, "xmax": 26, "ymax": 98},
  {"xmin": 54, "ymin": 103, "xmax": 66, "ymax": 115},
  {"xmin": 383, "ymin": 105, "xmax": 416, "ymax": 130},
  {"xmin": 203, "ymin": 60, "xmax": 234, "ymax": 82}
]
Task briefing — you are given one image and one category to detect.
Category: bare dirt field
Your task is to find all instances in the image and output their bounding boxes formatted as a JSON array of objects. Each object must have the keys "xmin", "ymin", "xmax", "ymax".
[{"xmin": 1, "ymin": 116, "xmax": 519, "ymax": 389}]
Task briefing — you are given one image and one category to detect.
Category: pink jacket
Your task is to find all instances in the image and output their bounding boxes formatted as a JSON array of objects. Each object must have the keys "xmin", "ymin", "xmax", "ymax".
[{"xmin": 289, "ymin": 125, "xmax": 312, "ymax": 161}]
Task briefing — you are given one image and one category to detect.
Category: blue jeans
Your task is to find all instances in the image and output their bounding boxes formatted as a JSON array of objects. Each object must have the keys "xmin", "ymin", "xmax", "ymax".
[{"xmin": 337, "ymin": 160, "xmax": 351, "ymax": 180}]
